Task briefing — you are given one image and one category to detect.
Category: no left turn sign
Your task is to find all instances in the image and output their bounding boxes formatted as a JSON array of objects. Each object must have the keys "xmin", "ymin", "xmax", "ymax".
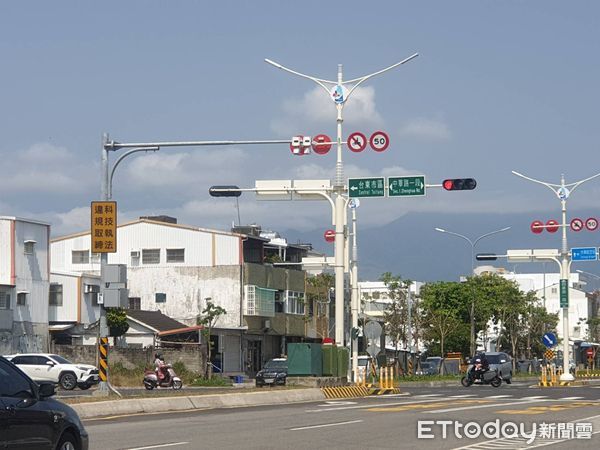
[
  {"xmin": 347, "ymin": 132, "xmax": 367, "ymax": 152},
  {"xmin": 570, "ymin": 218, "xmax": 583, "ymax": 232}
]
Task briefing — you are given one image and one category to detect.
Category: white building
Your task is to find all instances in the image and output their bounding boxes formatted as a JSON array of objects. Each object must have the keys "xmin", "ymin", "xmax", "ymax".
[
  {"xmin": 0, "ymin": 216, "xmax": 50, "ymax": 354},
  {"xmin": 50, "ymin": 218, "xmax": 314, "ymax": 376}
]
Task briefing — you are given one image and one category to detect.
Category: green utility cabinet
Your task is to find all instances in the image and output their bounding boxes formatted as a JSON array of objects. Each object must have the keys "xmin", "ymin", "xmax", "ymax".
[
  {"xmin": 287, "ymin": 343, "xmax": 323, "ymax": 376},
  {"xmin": 336, "ymin": 346, "xmax": 349, "ymax": 378},
  {"xmin": 322, "ymin": 345, "xmax": 338, "ymax": 376}
]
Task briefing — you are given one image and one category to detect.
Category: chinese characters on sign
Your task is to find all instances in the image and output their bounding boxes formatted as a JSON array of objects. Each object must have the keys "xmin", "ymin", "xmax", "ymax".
[
  {"xmin": 348, "ymin": 177, "xmax": 385, "ymax": 198},
  {"xmin": 91, "ymin": 201, "xmax": 117, "ymax": 253}
]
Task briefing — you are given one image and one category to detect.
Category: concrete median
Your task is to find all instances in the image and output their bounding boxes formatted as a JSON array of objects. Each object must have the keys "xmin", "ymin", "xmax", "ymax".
[{"xmin": 73, "ymin": 388, "xmax": 326, "ymax": 419}]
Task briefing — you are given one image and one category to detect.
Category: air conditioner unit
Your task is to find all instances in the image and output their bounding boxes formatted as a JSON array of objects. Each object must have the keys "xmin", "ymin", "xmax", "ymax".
[
  {"xmin": 84, "ymin": 284, "xmax": 100, "ymax": 294},
  {"xmin": 263, "ymin": 320, "xmax": 271, "ymax": 332},
  {"xmin": 130, "ymin": 251, "xmax": 140, "ymax": 258}
]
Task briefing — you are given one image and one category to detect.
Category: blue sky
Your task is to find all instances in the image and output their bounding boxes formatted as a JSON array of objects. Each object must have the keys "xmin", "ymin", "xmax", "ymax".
[{"xmin": 1, "ymin": 2, "xmax": 600, "ymax": 280}]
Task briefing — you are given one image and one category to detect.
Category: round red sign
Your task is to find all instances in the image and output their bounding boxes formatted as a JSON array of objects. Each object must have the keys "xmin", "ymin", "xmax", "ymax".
[
  {"xmin": 546, "ymin": 220, "xmax": 559, "ymax": 233},
  {"xmin": 531, "ymin": 220, "xmax": 544, "ymax": 234},
  {"xmin": 587, "ymin": 348, "xmax": 594, "ymax": 357},
  {"xmin": 289, "ymin": 135, "xmax": 308, "ymax": 155},
  {"xmin": 347, "ymin": 132, "xmax": 367, "ymax": 152},
  {"xmin": 570, "ymin": 218, "xmax": 584, "ymax": 232},
  {"xmin": 324, "ymin": 229, "xmax": 335, "ymax": 243},
  {"xmin": 585, "ymin": 217, "xmax": 598, "ymax": 232},
  {"xmin": 312, "ymin": 134, "xmax": 332, "ymax": 155},
  {"xmin": 369, "ymin": 131, "xmax": 390, "ymax": 152}
]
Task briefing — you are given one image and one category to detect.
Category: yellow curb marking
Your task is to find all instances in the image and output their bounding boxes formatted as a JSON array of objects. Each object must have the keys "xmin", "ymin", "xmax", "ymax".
[{"xmin": 497, "ymin": 401, "xmax": 599, "ymax": 415}]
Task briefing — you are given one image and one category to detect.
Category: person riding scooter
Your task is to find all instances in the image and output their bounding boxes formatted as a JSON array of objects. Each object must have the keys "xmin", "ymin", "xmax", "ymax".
[
  {"xmin": 470, "ymin": 352, "xmax": 490, "ymax": 381},
  {"xmin": 154, "ymin": 352, "xmax": 169, "ymax": 382}
]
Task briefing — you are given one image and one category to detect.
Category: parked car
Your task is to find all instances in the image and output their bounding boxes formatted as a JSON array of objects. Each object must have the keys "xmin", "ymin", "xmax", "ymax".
[
  {"xmin": 467, "ymin": 352, "xmax": 513, "ymax": 384},
  {"xmin": 5, "ymin": 353, "xmax": 99, "ymax": 390},
  {"xmin": 0, "ymin": 355, "xmax": 89, "ymax": 449},
  {"xmin": 255, "ymin": 358, "xmax": 287, "ymax": 387},
  {"xmin": 416, "ymin": 361, "xmax": 436, "ymax": 375}
]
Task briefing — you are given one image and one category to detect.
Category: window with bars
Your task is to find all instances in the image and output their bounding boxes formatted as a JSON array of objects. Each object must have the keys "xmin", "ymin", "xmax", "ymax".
[
  {"xmin": 72, "ymin": 250, "xmax": 89, "ymax": 264},
  {"xmin": 17, "ymin": 293, "xmax": 28, "ymax": 306},
  {"xmin": 49, "ymin": 284, "xmax": 63, "ymax": 306},
  {"xmin": 166, "ymin": 248, "xmax": 185, "ymax": 263},
  {"xmin": 284, "ymin": 291, "xmax": 305, "ymax": 315},
  {"xmin": 24, "ymin": 241, "xmax": 35, "ymax": 255},
  {"xmin": 0, "ymin": 292, "xmax": 11, "ymax": 309},
  {"xmin": 244, "ymin": 285, "xmax": 275, "ymax": 317},
  {"xmin": 129, "ymin": 297, "xmax": 141, "ymax": 310},
  {"xmin": 142, "ymin": 249, "xmax": 160, "ymax": 264}
]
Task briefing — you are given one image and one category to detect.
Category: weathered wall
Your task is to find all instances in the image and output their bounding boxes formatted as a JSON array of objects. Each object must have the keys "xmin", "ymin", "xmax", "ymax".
[{"xmin": 53, "ymin": 344, "xmax": 207, "ymax": 374}]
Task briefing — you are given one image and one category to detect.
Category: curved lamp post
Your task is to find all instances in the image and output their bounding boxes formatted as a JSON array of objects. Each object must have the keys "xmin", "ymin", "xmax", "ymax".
[{"xmin": 435, "ymin": 226, "xmax": 511, "ymax": 355}]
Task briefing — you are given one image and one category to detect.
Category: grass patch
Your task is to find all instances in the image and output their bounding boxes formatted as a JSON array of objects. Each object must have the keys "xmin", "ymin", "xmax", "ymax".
[
  {"xmin": 190, "ymin": 375, "xmax": 232, "ymax": 387},
  {"xmin": 108, "ymin": 361, "xmax": 205, "ymax": 387}
]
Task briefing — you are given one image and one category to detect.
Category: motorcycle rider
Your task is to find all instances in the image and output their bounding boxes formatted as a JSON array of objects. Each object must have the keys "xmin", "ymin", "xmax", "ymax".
[
  {"xmin": 470, "ymin": 352, "xmax": 490, "ymax": 380},
  {"xmin": 154, "ymin": 352, "xmax": 167, "ymax": 381}
]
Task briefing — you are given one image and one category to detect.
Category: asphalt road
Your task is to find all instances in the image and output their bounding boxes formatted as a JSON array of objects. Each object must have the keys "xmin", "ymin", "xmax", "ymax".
[{"xmin": 84, "ymin": 382, "xmax": 600, "ymax": 450}]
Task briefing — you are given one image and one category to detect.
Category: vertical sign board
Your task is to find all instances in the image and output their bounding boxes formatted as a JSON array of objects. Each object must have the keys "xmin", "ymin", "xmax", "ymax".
[
  {"xmin": 559, "ymin": 279, "xmax": 569, "ymax": 308},
  {"xmin": 91, "ymin": 201, "xmax": 117, "ymax": 253}
]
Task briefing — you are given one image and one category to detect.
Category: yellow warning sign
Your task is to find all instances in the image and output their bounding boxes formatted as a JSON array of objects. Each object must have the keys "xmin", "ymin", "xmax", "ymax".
[{"xmin": 91, "ymin": 201, "xmax": 117, "ymax": 253}]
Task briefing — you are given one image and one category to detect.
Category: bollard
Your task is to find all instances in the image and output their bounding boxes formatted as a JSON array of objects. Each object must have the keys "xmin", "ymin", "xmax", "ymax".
[
  {"xmin": 390, "ymin": 366, "xmax": 394, "ymax": 389},
  {"xmin": 540, "ymin": 365, "xmax": 546, "ymax": 385}
]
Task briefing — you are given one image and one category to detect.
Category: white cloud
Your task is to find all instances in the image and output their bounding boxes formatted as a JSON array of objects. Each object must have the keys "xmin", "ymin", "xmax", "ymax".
[
  {"xmin": 398, "ymin": 117, "xmax": 451, "ymax": 141},
  {"xmin": 270, "ymin": 85, "xmax": 384, "ymax": 137},
  {"xmin": 18, "ymin": 142, "xmax": 72, "ymax": 163}
]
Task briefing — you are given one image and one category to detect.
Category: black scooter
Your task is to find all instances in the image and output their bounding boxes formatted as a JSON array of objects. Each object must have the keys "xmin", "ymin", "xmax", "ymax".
[{"xmin": 461, "ymin": 363, "xmax": 502, "ymax": 387}]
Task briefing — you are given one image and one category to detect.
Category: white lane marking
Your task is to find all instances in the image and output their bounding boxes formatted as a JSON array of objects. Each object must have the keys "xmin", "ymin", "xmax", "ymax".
[
  {"xmin": 320, "ymin": 401, "xmax": 358, "ymax": 406},
  {"xmin": 290, "ymin": 419, "xmax": 363, "ymax": 431},
  {"xmin": 125, "ymin": 443, "xmax": 189, "ymax": 450},
  {"xmin": 560, "ymin": 396, "xmax": 584, "ymax": 400},
  {"xmin": 450, "ymin": 394, "xmax": 477, "ymax": 398},
  {"xmin": 425, "ymin": 399, "xmax": 549, "ymax": 414},
  {"xmin": 520, "ymin": 396, "xmax": 548, "ymax": 400},
  {"xmin": 415, "ymin": 394, "xmax": 443, "ymax": 397},
  {"xmin": 485, "ymin": 395, "xmax": 512, "ymax": 399},
  {"xmin": 305, "ymin": 398, "xmax": 450, "ymax": 413}
]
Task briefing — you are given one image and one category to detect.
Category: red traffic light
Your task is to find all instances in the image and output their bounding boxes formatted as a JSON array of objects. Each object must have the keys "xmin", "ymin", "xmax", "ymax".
[{"xmin": 442, "ymin": 178, "xmax": 477, "ymax": 191}]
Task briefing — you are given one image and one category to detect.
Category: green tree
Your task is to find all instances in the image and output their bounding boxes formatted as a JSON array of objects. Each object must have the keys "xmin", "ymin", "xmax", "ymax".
[
  {"xmin": 196, "ymin": 300, "xmax": 227, "ymax": 378},
  {"xmin": 380, "ymin": 273, "xmax": 411, "ymax": 366},
  {"xmin": 106, "ymin": 308, "xmax": 129, "ymax": 341},
  {"xmin": 306, "ymin": 273, "xmax": 334, "ymax": 338},
  {"xmin": 420, "ymin": 281, "xmax": 463, "ymax": 372},
  {"xmin": 523, "ymin": 304, "xmax": 559, "ymax": 359}
]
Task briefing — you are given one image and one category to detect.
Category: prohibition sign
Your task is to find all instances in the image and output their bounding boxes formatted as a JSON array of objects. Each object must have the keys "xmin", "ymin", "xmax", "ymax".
[
  {"xmin": 347, "ymin": 132, "xmax": 367, "ymax": 153},
  {"xmin": 546, "ymin": 220, "xmax": 559, "ymax": 233},
  {"xmin": 570, "ymin": 218, "xmax": 583, "ymax": 232},
  {"xmin": 369, "ymin": 131, "xmax": 390, "ymax": 152},
  {"xmin": 312, "ymin": 134, "xmax": 332, "ymax": 155},
  {"xmin": 324, "ymin": 229, "xmax": 335, "ymax": 243},
  {"xmin": 585, "ymin": 217, "xmax": 598, "ymax": 231},
  {"xmin": 531, "ymin": 220, "xmax": 544, "ymax": 234}
]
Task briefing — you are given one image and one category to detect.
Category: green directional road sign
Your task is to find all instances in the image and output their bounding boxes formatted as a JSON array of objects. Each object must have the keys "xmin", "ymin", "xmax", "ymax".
[
  {"xmin": 348, "ymin": 177, "xmax": 385, "ymax": 198},
  {"xmin": 560, "ymin": 279, "xmax": 569, "ymax": 308},
  {"xmin": 388, "ymin": 175, "xmax": 426, "ymax": 197}
]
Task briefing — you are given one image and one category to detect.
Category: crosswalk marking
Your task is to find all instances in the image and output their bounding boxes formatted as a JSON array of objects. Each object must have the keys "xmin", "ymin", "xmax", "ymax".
[{"xmin": 560, "ymin": 396, "xmax": 584, "ymax": 400}]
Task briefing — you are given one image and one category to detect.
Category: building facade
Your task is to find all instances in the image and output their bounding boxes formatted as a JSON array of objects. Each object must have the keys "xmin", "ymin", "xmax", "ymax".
[{"xmin": 0, "ymin": 216, "xmax": 50, "ymax": 354}]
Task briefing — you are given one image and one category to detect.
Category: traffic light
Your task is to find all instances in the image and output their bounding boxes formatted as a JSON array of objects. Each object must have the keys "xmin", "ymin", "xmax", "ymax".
[
  {"xmin": 442, "ymin": 178, "xmax": 477, "ymax": 191},
  {"xmin": 208, "ymin": 185, "xmax": 242, "ymax": 197}
]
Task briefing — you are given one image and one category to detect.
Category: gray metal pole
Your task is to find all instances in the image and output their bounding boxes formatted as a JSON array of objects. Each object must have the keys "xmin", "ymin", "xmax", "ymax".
[
  {"xmin": 351, "ymin": 207, "xmax": 358, "ymax": 381},
  {"xmin": 98, "ymin": 133, "xmax": 110, "ymax": 394}
]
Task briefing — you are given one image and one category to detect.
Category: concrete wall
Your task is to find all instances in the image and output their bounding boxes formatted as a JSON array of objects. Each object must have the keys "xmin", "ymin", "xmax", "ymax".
[
  {"xmin": 127, "ymin": 265, "xmax": 242, "ymax": 328},
  {"xmin": 53, "ymin": 344, "xmax": 207, "ymax": 374}
]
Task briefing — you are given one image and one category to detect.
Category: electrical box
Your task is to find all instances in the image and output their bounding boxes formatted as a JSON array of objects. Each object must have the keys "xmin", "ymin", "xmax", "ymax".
[
  {"xmin": 102, "ymin": 288, "xmax": 129, "ymax": 309},
  {"xmin": 102, "ymin": 264, "xmax": 127, "ymax": 286}
]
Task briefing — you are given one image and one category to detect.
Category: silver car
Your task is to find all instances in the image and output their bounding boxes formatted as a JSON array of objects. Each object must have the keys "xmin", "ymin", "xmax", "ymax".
[{"xmin": 483, "ymin": 352, "xmax": 513, "ymax": 384}]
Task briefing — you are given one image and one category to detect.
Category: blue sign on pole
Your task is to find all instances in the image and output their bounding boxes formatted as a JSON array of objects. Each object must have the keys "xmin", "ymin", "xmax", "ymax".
[
  {"xmin": 571, "ymin": 247, "xmax": 598, "ymax": 261},
  {"xmin": 542, "ymin": 332, "xmax": 557, "ymax": 348}
]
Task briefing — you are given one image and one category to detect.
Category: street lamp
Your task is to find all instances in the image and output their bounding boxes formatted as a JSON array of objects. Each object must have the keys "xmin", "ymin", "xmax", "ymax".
[
  {"xmin": 576, "ymin": 269, "xmax": 600, "ymax": 291},
  {"xmin": 512, "ymin": 170, "xmax": 600, "ymax": 381},
  {"xmin": 435, "ymin": 226, "xmax": 511, "ymax": 355},
  {"xmin": 266, "ymin": 54, "xmax": 418, "ymax": 347}
]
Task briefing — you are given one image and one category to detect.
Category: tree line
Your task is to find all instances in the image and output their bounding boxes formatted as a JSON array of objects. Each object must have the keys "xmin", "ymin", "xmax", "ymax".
[{"xmin": 375, "ymin": 272, "xmax": 560, "ymax": 365}]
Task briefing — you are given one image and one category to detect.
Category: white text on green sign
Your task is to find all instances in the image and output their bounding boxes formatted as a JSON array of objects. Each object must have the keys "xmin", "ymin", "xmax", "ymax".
[
  {"xmin": 348, "ymin": 177, "xmax": 385, "ymax": 198},
  {"xmin": 388, "ymin": 176, "xmax": 426, "ymax": 197}
]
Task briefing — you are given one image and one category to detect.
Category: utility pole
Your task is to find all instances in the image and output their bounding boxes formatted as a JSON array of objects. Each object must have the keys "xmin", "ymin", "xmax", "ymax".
[
  {"xmin": 512, "ymin": 170, "xmax": 600, "ymax": 381},
  {"xmin": 265, "ymin": 54, "xmax": 418, "ymax": 347}
]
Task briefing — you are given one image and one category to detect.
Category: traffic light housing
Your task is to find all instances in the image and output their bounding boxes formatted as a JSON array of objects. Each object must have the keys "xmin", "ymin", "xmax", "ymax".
[
  {"xmin": 443, "ymin": 178, "xmax": 477, "ymax": 191},
  {"xmin": 208, "ymin": 185, "xmax": 242, "ymax": 197}
]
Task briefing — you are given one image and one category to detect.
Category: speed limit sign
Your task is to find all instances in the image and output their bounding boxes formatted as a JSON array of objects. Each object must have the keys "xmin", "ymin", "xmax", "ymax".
[
  {"xmin": 369, "ymin": 131, "xmax": 390, "ymax": 152},
  {"xmin": 586, "ymin": 217, "xmax": 598, "ymax": 231}
]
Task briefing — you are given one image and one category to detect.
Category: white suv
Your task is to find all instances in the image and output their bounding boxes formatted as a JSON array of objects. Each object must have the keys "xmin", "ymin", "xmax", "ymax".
[{"xmin": 5, "ymin": 353, "xmax": 99, "ymax": 390}]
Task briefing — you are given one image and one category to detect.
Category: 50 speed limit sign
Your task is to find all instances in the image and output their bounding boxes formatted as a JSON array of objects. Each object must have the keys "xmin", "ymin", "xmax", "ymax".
[
  {"xmin": 586, "ymin": 217, "xmax": 599, "ymax": 231},
  {"xmin": 369, "ymin": 131, "xmax": 390, "ymax": 152}
]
